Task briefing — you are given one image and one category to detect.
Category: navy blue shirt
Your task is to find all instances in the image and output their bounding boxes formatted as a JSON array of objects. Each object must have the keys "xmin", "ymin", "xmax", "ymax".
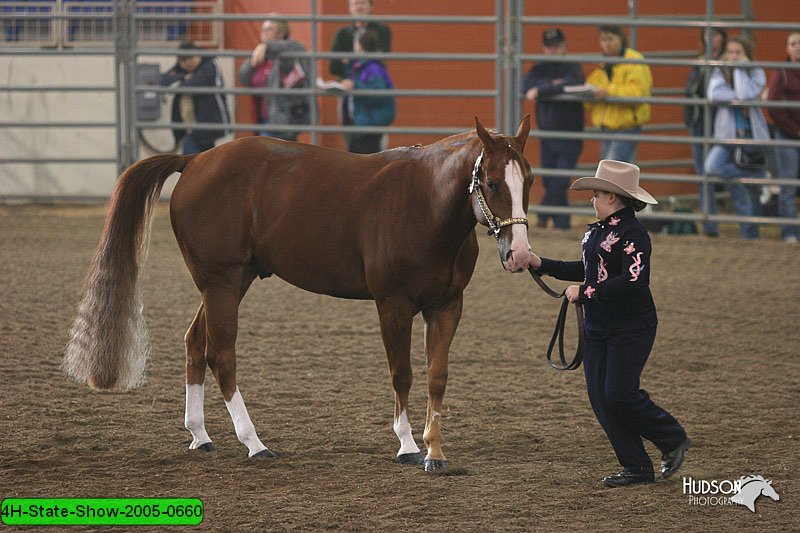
[
  {"xmin": 520, "ymin": 60, "xmax": 585, "ymax": 132},
  {"xmin": 537, "ymin": 207, "xmax": 658, "ymax": 332}
]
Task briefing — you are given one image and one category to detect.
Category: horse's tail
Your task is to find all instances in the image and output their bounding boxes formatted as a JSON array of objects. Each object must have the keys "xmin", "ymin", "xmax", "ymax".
[{"xmin": 62, "ymin": 153, "xmax": 192, "ymax": 390}]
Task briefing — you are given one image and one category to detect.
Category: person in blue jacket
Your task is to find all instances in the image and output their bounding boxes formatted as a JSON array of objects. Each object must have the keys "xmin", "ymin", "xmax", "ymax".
[
  {"xmin": 530, "ymin": 160, "xmax": 691, "ymax": 488},
  {"xmin": 521, "ymin": 28, "xmax": 585, "ymax": 230},
  {"xmin": 340, "ymin": 28, "xmax": 395, "ymax": 154},
  {"xmin": 159, "ymin": 41, "xmax": 229, "ymax": 154}
]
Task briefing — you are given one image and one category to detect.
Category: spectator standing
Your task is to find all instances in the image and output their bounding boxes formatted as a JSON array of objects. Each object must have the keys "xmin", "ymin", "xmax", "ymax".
[
  {"xmin": 238, "ymin": 17, "xmax": 312, "ymax": 141},
  {"xmin": 684, "ymin": 28, "xmax": 728, "ymax": 237},
  {"xmin": 766, "ymin": 31, "xmax": 800, "ymax": 243},
  {"xmin": 159, "ymin": 41, "xmax": 230, "ymax": 155},
  {"xmin": 329, "ymin": 0, "xmax": 391, "ymax": 79},
  {"xmin": 521, "ymin": 27, "xmax": 585, "ymax": 230},
  {"xmin": 339, "ymin": 28, "xmax": 395, "ymax": 153},
  {"xmin": 586, "ymin": 25, "xmax": 653, "ymax": 163},
  {"xmin": 329, "ymin": 0, "xmax": 391, "ymax": 146},
  {"xmin": 704, "ymin": 36, "xmax": 770, "ymax": 240}
]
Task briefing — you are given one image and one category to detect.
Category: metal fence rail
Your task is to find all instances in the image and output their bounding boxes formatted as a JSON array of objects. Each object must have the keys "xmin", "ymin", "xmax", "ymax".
[
  {"xmin": 1, "ymin": 0, "xmax": 798, "ymax": 232},
  {"xmin": 120, "ymin": 3, "xmax": 506, "ymax": 168},
  {"xmin": 1, "ymin": 0, "xmax": 222, "ymax": 47}
]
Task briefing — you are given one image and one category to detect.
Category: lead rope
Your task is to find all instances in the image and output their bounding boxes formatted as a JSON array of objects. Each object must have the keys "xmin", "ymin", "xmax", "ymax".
[{"xmin": 527, "ymin": 267, "xmax": 584, "ymax": 371}]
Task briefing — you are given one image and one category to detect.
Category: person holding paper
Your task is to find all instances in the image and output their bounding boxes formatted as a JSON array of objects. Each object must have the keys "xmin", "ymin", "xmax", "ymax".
[
  {"xmin": 521, "ymin": 27, "xmax": 585, "ymax": 230},
  {"xmin": 329, "ymin": 0, "xmax": 391, "ymax": 148},
  {"xmin": 338, "ymin": 28, "xmax": 395, "ymax": 153},
  {"xmin": 586, "ymin": 25, "xmax": 653, "ymax": 163}
]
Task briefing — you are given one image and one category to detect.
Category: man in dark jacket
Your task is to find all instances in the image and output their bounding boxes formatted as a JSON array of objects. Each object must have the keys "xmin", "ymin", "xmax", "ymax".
[
  {"xmin": 329, "ymin": 0, "xmax": 391, "ymax": 80},
  {"xmin": 329, "ymin": 0, "xmax": 391, "ymax": 148},
  {"xmin": 521, "ymin": 28, "xmax": 585, "ymax": 230},
  {"xmin": 160, "ymin": 41, "xmax": 230, "ymax": 154}
]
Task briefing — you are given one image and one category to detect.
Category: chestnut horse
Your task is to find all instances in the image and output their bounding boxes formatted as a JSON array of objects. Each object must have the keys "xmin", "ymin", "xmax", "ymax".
[{"xmin": 62, "ymin": 116, "xmax": 534, "ymax": 471}]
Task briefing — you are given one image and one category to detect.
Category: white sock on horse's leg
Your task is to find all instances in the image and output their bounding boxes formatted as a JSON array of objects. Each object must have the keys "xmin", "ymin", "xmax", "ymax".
[
  {"xmin": 225, "ymin": 387, "xmax": 268, "ymax": 457},
  {"xmin": 394, "ymin": 410, "xmax": 421, "ymax": 456},
  {"xmin": 185, "ymin": 383, "xmax": 213, "ymax": 449}
]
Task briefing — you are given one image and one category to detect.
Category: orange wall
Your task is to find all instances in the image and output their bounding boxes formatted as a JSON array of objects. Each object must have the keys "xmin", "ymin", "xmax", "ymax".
[{"xmin": 223, "ymin": 1, "xmax": 793, "ymax": 198}]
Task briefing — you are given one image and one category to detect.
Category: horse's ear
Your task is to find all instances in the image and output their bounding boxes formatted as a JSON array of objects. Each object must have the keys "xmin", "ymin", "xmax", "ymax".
[
  {"xmin": 475, "ymin": 116, "xmax": 494, "ymax": 148},
  {"xmin": 513, "ymin": 115, "xmax": 531, "ymax": 150}
]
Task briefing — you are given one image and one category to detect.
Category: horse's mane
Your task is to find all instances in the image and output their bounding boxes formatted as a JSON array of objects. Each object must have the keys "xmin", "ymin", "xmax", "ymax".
[{"xmin": 739, "ymin": 475, "xmax": 770, "ymax": 485}]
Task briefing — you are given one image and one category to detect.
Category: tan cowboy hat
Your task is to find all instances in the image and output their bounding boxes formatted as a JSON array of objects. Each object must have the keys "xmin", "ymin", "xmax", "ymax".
[{"xmin": 571, "ymin": 159, "xmax": 658, "ymax": 205}]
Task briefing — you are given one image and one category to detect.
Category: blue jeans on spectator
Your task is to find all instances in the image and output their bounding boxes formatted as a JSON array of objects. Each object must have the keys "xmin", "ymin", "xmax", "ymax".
[
  {"xmin": 600, "ymin": 126, "xmax": 640, "ymax": 163},
  {"xmin": 539, "ymin": 138, "xmax": 583, "ymax": 229},
  {"xmin": 689, "ymin": 122, "xmax": 713, "ymax": 178},
  {"xmin": 690, "ymin": 123, "xmax": 721, "ymax": 236},
  {"xmin": 697, "ymin": 175, "xmax": 720, "ymax": 236},
  {"xmin": 181, "ymin": 134, "xmax": 215, "ymax": 155},
  {"xmin": 773, "ymin": 129, "xmax": 800, "ymax": 241},
  {"xmin": 704, "ymin": 144, "xmax": 766, "ymax": 240}
]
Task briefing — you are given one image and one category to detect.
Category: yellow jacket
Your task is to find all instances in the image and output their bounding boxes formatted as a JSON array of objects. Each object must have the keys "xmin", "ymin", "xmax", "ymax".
[{"xmin": 586, "ymin": 47, "xmax": 653, "ymax": 130}]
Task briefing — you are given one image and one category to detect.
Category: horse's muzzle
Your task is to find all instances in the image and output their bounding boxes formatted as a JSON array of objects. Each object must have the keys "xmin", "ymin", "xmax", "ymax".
[{"xmin": 500, "ymin": 246, "xmax": 532, "ymax": 272}]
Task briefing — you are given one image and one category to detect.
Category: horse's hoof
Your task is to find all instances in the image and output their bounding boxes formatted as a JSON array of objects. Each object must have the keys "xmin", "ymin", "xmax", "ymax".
[
  {"xmin": 250, "ymin": 448, "xmax": 277, "ymax": 459},
  {"xmin": 424, "ymin": 459, "xmax": 448, "ymax": 472},
  {"xmin": 196, "ymin": 442, "xmax": 216, "ymax": 452},
  {"xmin": 397, "ymin": 452, "xmax": 423, "ymax": 465}
]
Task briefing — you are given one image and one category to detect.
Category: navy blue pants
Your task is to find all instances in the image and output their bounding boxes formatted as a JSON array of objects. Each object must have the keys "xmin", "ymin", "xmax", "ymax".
[
  {"xmin": 583, "ymin": 326, "xmax": 686, "ymax": 473},
  {"xmin": 539, "ymin": 139, "xmax": 582, "ymax": 229}
]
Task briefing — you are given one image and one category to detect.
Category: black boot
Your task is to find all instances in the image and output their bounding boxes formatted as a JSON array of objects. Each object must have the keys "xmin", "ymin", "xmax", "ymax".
[
  {"xmin": 661, "ymin": 437, "xmax": 692, "ymax": 478},
  {"xmin": 602, "ymin": 469, "xmax": 655, "ymax": 488}
]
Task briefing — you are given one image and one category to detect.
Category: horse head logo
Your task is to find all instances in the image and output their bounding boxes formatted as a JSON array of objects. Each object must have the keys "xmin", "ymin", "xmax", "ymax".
[{"xmin": 729, "ymin": 475, "xmax": 780, "ymax": 513}]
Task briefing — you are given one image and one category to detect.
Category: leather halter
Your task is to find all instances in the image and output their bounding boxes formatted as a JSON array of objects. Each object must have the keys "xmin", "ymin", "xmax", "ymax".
[{"xmin": 469, "ymin": 151, "xmax": 529, "ymax": 240}]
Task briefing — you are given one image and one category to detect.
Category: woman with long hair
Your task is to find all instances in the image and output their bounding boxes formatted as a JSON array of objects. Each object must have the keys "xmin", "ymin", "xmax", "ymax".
[
  {"xmin": 684, "ymin": 28, "xmax": 727, "ymax": 237},
  {"xmin": 704, "ymin": 36, "xmax": 770, "ymax": 240}
]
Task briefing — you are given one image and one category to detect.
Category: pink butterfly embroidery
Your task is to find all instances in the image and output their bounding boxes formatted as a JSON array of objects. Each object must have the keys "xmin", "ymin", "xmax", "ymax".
[
  {"xmin": 583, "ymin": 286, "xmax": 596, "ymax": 299},
  {"xmin": 624, "ymin": 242, "xmax": 636, "ymax": 255},
  {"xmin": 600, "ymin": 232, "xmax": 620, "ymax": 252},
  {"xmin": 609, "ymin": 216, "xmax": 621, "ymax": 226}
]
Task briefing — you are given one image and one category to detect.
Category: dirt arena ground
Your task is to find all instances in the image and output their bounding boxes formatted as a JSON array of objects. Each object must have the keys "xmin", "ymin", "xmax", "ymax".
[{"xmin": 1, "ymin": 203, "xmax": 797, "ymax": 531}]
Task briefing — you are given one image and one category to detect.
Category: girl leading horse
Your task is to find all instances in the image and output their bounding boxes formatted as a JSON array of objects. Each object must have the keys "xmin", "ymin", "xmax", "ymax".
[{"xmin": 63, "ymin": 116, "xmax": 534, "ymax": 471}]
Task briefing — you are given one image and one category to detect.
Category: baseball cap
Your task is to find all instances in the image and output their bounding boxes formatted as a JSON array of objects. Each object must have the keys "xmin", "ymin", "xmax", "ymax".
[{"xmin": 542, "ymin": 28, "xmax": 565, "ymax": 47}]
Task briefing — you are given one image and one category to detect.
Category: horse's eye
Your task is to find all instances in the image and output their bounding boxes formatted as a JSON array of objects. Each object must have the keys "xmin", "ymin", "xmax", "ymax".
[{"xmin": 487, "ymin": 180, "xmax": 499, "ymax": 193}]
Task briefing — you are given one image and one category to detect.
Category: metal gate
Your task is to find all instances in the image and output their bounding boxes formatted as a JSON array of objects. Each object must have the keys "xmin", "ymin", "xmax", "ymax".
[{"xmin": 1, "ymin": 1, "xmax": 798, "ymax": 232}]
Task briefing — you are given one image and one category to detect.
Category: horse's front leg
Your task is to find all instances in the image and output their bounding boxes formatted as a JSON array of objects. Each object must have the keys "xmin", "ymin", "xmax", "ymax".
[
  {"xmin": 376, "ymin": 298, "xmax": 422, "ymax": 465},
  {"xmin": 421, "ymin": 295, "xmax": 463, "ymax": 471}
]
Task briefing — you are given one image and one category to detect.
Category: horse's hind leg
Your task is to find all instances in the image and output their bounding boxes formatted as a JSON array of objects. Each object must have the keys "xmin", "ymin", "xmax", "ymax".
[
  {"xmin": 376, "ymin": 298, "xmax": 422, "ymax": 465},
  {"xmin": 184, "ymin": 303, "xmax": 215, "ymax": 451},
  {"xmin": 421, "ymin": 295, "xmax": 463, "ymax": 472},
  {"xmin": 203, "ymin": 268, "xmax": 274, "ymax": 458}
]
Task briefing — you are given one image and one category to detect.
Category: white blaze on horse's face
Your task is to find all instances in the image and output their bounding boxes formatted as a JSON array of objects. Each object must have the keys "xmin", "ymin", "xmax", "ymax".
[{"xmin": 502, "ymin": 159, "xmax": 532, "ymax": 272}]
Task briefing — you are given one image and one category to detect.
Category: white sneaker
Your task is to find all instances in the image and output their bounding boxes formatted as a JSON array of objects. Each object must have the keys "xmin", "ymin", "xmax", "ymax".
[
  {"xmin": 759, "ymin": 186, "xmax": 780, "ymax": 206},
  {"xmin": 785, "ymin": 236, "xmax": 799, "ymax": 244}
]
